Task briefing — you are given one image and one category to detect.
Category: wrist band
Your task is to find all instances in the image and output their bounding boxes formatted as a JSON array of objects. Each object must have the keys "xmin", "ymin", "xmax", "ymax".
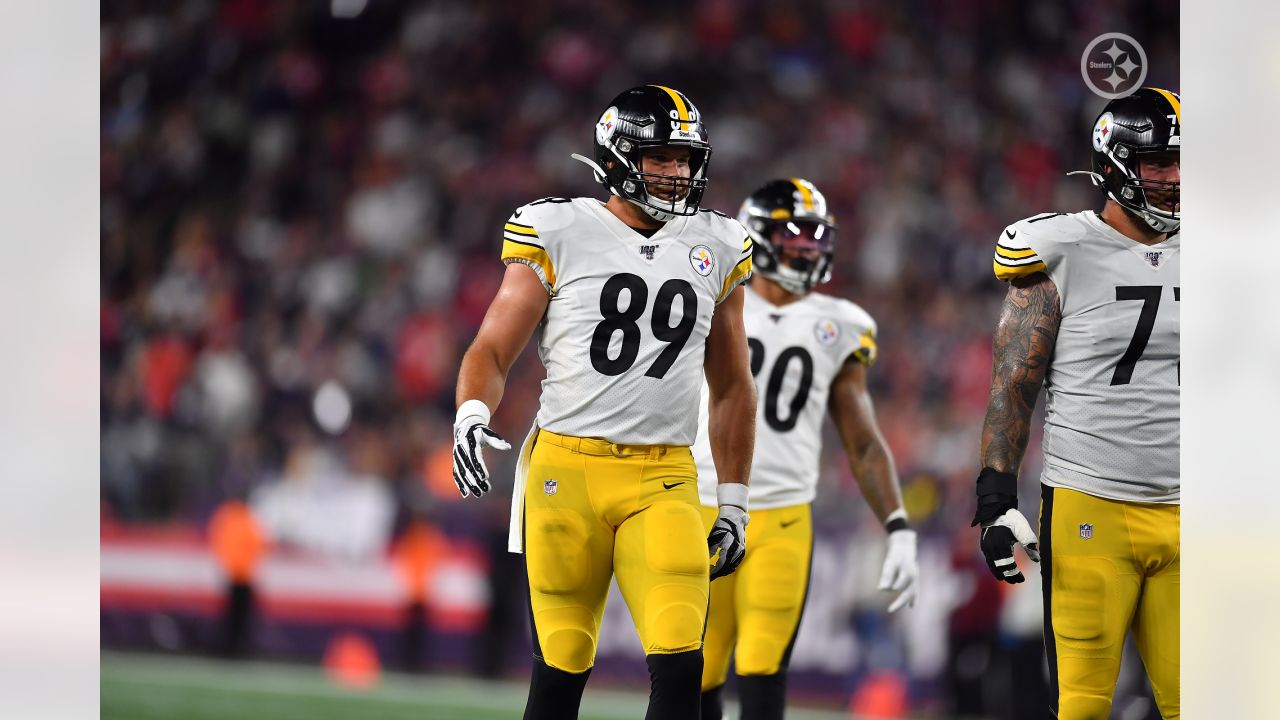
[
  {"xmin": 455, "ymin": 399, "xmax": 491, "ymax": 427},
  {"xmin": 885, "ymin": 507, "xmax": 910, "ymax": 534},
  {"xmin": 717, "ymin": 482, "xmax": 749, "ymax": 510}
]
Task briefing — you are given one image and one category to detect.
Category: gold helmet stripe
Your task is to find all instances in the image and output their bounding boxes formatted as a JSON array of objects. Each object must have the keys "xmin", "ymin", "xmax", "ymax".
[
  {"xmin": 650, "ymin": 85, "xmax": 691, "ymax": 131},
  {"xmin": 790, "ymin": 178, "xmax": 816, "ymax": 212},
  {"xmin": 1149, "ymin": 87, "xmax": 1181, "ymax": 123}
]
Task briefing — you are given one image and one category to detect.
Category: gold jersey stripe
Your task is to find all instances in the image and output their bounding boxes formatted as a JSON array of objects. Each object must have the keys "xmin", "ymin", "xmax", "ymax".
[
  {"xmin": 718, "ymin": 254, "xmax": 753, "ymax": 301},
  {"xmin": 503, "ymin": 222, "xmax": 539, "ymax": 237},
  {"xmin": 502, "ymin": 239, "xmax": 557, "ymax": 289},
  {"xmin": 852, "ymin": 329, "xmax": 878, "ymax": 367},
  {"xmin": 790, "ymin": 178, "xmax": 815, "ymax": 211},
  {"xmin": 993, "ymin": 258, "xmax": 1047, "ymax": 281},
  {"xmin": 650, "ymin": 85, "xmax": 690, "ymax": 131},
  {"xmin": 995, "ymin": 245, "xmax": 1039, "ymax": 260},
  {"xmin": 1149, "ymin": 87, "xmax": 1181, "ymax": 123}
]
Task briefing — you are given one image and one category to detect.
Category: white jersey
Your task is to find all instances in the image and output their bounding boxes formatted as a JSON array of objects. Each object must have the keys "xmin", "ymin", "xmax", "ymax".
[
  {"xmin": 691, "ymin": 285, "xmax": 878, "ymax": 509},
  {"xmin": 994, "ymin": 211, "xmax": 1179, "ymax": 503},
  {"xmin": 501, "ymin": 197, "xmax": 752, "ymax": 446}
]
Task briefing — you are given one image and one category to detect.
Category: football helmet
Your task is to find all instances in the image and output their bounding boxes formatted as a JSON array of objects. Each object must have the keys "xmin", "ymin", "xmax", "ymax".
[
  {"xmin": 572, "ymin": 85, "xmax": 711, "ymax": 222},
  {"xmin": 739, "ymin": 178, "xmax": 837, "ymax": 295},
  {"xmin": 1082, "ymin": 87, "xmax": 1181, "ymax": 234}
]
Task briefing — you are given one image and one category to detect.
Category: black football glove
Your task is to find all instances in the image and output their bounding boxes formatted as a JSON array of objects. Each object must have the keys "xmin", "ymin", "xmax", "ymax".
[{"xmin": 972, "ymin": 468, "xmax": 1040, "ymax": 584}]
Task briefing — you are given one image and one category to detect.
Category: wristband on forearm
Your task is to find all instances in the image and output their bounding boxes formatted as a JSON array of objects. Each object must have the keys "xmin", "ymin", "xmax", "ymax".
[
  {"xmin": 884, "ymin": 507, "xmax": 910, "ymax": 534},
  {"xmin": 971, "ymin": 467, "xmax": 1019, "ymax": 526},
  {"xmin": 717, "ymin": 482, "xmax": 749, "ymax": 511}
]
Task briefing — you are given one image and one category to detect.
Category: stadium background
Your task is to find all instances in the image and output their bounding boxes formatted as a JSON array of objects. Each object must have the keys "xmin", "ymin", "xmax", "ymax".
[{"xmin": 99, "ymin": 1, "xmax": 1177, "ymax": 718}]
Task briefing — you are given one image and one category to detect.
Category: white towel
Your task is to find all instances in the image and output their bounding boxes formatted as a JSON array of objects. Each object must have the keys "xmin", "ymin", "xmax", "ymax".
[{"xmin": 507, "ymin": 423, "xmax": 539, "ymax": 553}]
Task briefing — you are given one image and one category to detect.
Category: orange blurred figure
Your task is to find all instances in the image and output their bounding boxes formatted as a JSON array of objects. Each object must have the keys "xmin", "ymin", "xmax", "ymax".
[{"xmin": 324, "ymin": 632, "xmax": 382, "ymax": 689}]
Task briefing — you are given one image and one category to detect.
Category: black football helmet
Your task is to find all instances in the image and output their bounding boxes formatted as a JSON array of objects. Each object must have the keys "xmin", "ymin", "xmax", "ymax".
[
  {"xmin": 739, "ymin": 178, "xmax": 837, "ymax": 295},
  {"xmin": 571, "ymin": 85, "xmax": 711, "ymax": 222},
  {"xmin": 1083, "ymin": 87, "xmax": 1181, "ymax": 234}
]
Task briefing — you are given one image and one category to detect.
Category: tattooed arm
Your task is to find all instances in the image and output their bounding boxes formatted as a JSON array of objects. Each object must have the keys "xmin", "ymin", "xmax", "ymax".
[{"xmin": 980, "ymin": 272, "xmax": 1062, "ymax": 474}]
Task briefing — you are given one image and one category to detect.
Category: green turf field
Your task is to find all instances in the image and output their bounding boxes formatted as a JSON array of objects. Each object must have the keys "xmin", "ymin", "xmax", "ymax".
[{"xmin": 101, "ymin": 652, "xmax": 856, "ymax": 720}]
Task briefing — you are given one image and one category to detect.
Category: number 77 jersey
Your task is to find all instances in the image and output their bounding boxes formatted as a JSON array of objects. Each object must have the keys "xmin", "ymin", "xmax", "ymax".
[
  {"xmin": 501, "ymin": 197, "xmax": 752, "ymax": 446},
  {"xmin": 994, "ymin": 211, "xmax": 1180, "ymax": 503}
]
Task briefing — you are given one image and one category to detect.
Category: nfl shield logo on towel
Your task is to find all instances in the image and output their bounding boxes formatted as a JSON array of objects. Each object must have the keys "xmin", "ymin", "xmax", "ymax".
[
  {"xmin": 543, "ymin": 479, "xmax": 558, "ymax": 496},
  {"xmin": 1079, "ymin": 523, "xmax": 1093, "ymax": 540}
]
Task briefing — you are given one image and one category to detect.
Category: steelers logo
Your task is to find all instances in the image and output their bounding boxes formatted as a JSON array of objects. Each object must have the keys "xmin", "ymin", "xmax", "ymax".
[
  {"xmin": 814, "ymin": 319, "xmax": 840, "ymax": 346},
  {"xmin": 1092, "ymin": 112, "xmax": 1115, "ymax": 152},
  {"xmin": 689, "ymin": 245, "xmax": 714, "ymax": 276},
  {"xmin": 596, "ymin": 106, "xmax": 619, "ymax": 146}
]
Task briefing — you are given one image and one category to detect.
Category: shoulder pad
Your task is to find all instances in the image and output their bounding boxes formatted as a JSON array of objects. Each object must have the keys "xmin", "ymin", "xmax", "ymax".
[
  {"xmin": 508, "ymin": 197, "xmax": 580, "ymax": 234},
  {"xmin": 992, "ymin": 212, "xmax": 1068, "ymax": 281}
]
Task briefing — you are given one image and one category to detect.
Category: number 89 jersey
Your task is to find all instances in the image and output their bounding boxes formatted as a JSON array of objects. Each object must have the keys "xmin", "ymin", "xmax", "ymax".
[
  {"xmin": 691, "ymin": 285, "xmax": 878, "ymax": 509},
  {"xmin": 994, "ymin": 211, "xmax": 1180, "ymax": 503},
  {"xmin": 501, "ymin": 197, "xmax": 752, "ymax": 446}
]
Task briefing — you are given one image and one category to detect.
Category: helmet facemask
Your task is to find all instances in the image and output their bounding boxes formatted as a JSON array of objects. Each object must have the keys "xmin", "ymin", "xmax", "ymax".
[
  {"xmin": 609, "ymin": 138, "xmax": 711, "ymax": 222},
  {"xmin": 1099, "ymin": 144, "xmax": 1180, "ymax": 234},
  {"xmin": 747, "ymin": 217, "xmax": 836, "ymax": 295}
]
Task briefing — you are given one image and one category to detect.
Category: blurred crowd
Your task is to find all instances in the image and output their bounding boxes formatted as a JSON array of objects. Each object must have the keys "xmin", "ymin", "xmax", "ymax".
[{"xmin": 101, "ymin": 0, "xmax": 1175, "ymax": 713}]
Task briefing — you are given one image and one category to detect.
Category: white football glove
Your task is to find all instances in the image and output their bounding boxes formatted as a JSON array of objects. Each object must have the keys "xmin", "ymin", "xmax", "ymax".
[
  {"xmin": 979, "ymin": 508, "xmax": 1040, "ymax": 583},
  {"xmin": 708, "ymin": 483, "xmax": 749, "ymax": 580},
  {"xmin": 878, "ymin": 523, "xmax": 920, "ymax": 613},
  {"xmin": 452, "ymin": 400, "xmax": 510, "ymax": 498}
]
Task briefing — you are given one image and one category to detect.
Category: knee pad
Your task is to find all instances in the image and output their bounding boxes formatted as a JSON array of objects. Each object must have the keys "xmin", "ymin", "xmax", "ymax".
[
  {"xmin": 642, "ymin": 582, "xmax": 706, "ymax": 653},
  {"xmin": 534, "ymin": 605, "xmax": 597, "ymax": 674},
  {"xmin": 735, "ymin": 636, "xmax": 788, "ymax": 677},
  {"xmin": 1056, "ymin": 693, "xmax": 1112, "ymax": 720}
]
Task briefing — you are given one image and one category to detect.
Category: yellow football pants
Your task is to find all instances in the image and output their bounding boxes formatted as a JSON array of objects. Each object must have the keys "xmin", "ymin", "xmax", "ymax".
[
  {"xmin": 522, "ymin": 429, "xmax": 710, "ymax": 674},
  {"xmin": 699, "ymin": 503, "xmax": 813, "ymax": 689},
  {"xmin": 1041, "ymin": 485, "xmax": 1180, "ymax": 719}
]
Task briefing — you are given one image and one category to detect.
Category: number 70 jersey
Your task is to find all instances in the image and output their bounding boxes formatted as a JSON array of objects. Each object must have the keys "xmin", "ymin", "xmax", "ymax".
[
  {"xmin": 691, "ymin": 285, "xmax": 879, "ymax": 509},
  {"xmin": 995, "ymin": 211, "xmax": 1180, "ymax": 503},
  {"xmin": 501, "ymin": 197, "xmax": 753, "ymax": 446}
]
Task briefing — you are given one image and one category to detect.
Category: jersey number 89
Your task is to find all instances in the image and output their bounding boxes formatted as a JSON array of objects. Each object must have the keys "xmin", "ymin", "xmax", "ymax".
[{"xmin": 590, "ymin": 273, "xmax": 697, "ymax": 379}]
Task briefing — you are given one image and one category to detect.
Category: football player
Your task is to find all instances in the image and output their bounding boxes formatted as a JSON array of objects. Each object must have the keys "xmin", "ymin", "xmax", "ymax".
[
  {"xmin": 974, "ymin": 87, "xmax": 1181, "ymax": 719},
  {"xmin": 691, "ymin": 179, "xmax": 920, "ymax": 720},
  {"xmin": 453, "ymin": 85, "xmax": 757, "ymax": 720}
]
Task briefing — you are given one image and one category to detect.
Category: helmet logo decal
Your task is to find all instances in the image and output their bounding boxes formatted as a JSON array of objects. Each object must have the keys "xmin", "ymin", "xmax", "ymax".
[
  {"xmin": 689, "ymin": 245, "xmax": 714, "ymax": 276},
  {"xmin": 596, "ymin": 106, "xmax": 619, "ymax": 146},
  {"xmin": 1092, "ymin": 112, "xmax": 1114, "ymax": 152},
  {"xmin": 814, "ymin": 319, "xmax": 840, "ymax": 346}
]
